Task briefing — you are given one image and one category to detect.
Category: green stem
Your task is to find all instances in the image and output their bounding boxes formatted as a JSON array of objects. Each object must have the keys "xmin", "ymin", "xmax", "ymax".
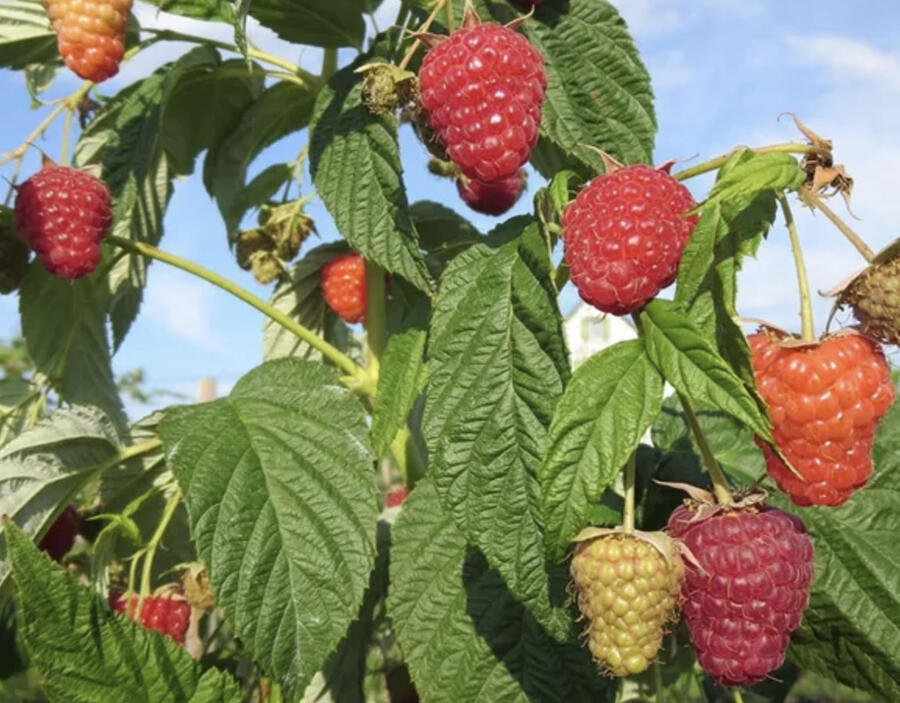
[
  {"xmin": 653, "ymin": 663, "xmax": 664, "ymax": 703},
  {"xmin": 141, "ymin": 28, "xmax": 320, "ymax": 87},
  {"xmin": 321, "ymin": 48, "xmax": 338, "ymax": 80},
  {"xmin": 139, "ymin": 488, "xmax": 182, "ymax": 600},
  {"xmin": 397, "ymin": 0, "xmax": 447, "ymax": 70},
  {"xmin": 390, "ymin": 424, "xmax": 427, "ymax": 487},
  {"xmin": 804, "ymin": 191, "xmax": 876, "ymax": 262},
  {"xmin": 105, "ymin": 235, "xmax": 370, "ymax": 393},
  {"xmin": 732, "ymin": 688, "xmax": 745, "ymax": 703},
  {"xmin": 59, "ymin": 108, "xmax": 73, "ymax": 167},
  {"xmin": 622, "ymin": 451, "xmax": 636, "ymax": 533},
  {"xmin": 364, "ymin": 262, "xmax": 387, "ymax": 383},
  {"xmin": 445, "ymin": 0, "xmax": 455, "ymax": 31},
  {"xmin": 778, "ymin": 193, "xmax": 815, "ymax": 342},
  {"xmin": 679, "ymin": 393, "xmax": 733, "ymax": 505},
  {"xmin": 673, "ymin": 142, "xmax": 831, "ymax": 182}
]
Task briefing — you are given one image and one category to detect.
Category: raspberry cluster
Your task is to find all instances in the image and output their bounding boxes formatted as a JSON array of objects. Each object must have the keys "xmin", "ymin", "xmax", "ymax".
[
  {"xmin": 750, "ymin": 331, "xmax": 895, "ymax": 506},
  {"xmin": 571, "ymin": 532, "xmax": 684, "ymax": 676},
  {"xmin": 563, "ymin": 164, "xmax": 698, "ymax": 315},
  {"xmin": 668, "ymin": 505, "xmax": 814, "ymax": 686},
  {"xmin": 109, "ymin": 590, "xmax": 191, "ymax": 644}
]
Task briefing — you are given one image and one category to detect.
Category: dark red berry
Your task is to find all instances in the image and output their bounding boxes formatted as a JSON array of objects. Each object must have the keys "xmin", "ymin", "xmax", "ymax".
[
  {"xmin": 109, "ymin": 589, "xmax": 191, "ymax": 644},
  {"xmin": 457, "ymin": 171, "xmax": 524, "ymax": 215},
  {"xmin": 667, "ymin": 505, "xmax": 814, "ymax": 687},
  {"xmin": 418, "ymin": 22, "xmax": 547, "ymax": 182},
  {"xmin": 38, "ymin": 506, "xmax": 79, "ymax": 561},
  {"xmin": 14, "ymin": 165, "xmax": 112, "ymax": 279},
  {"xmin": 386, "ymin": 486, "xmax": 409, "ymax": 508},
  {"xmin": 562, "ymin": 164, "xmax": 698, "ymax": 315}
]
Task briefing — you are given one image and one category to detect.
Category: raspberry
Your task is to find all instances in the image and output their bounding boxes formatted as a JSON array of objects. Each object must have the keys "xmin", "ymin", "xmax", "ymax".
[
  {"xmin": 109, "ymin": 590, "xmax": 191, "ymax": 644},
  {"xmin": 43, "ymin": 0, "xmax": 132, "ymax": 83},
  {"xmin": 418, "ymin": 21, "xmax": 547, "ymax": 182},
  {"xmin": 38, "ymin": 506, "xmax": 79, "ymax": 561},
  {"xmin": 839, "ymin": 254, "xmax": 900, "ymax": 345},
  {"xmin": 321, "ymin": 253, "xmax": 366, "ymax": 324},
  {"xmin": 570, "ymin": 531, "xmax": 684, "ymax": 676},
  {"xmin": 14, "ymin": 165, "xmax": 112, "ymax": 280},
  {"xmin": 386, "ymin": 486, "xmax": 409, "ymax": 508},
  {"xmin": 562, "ymin": 164, "xmax": 698, "ymax": 315},
  {"xmin": 456, "ymin": 170, "xmax": 524, "ymax": 216},
  {"xmin": 749, "ymin": 331, "xmax": 895, "ymax": 506},
  {"xmin": 667, "ymin": 504, "xmax": 814, "ymax": 687}
]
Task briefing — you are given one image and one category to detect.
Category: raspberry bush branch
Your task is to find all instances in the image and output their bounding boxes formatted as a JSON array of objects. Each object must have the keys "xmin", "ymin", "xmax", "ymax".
[
  {"xmin": 622, "ymin": 451, "xmax": 636, "ymax": 533},
  {"xmin": 137, "ymin": 487, "xmax": 182, "ymax": 604},
  {"xmin": 803, "ymin": 190, "xmax": 876, "ymax": 262},
  {"xmin": 779, "ymin": 193, "xmax": 816, "ymax": 341},
  {"xmin": 106, "ymin": 235, "xmax": 371, "ymax": 394},
  {"xmin": 679, "ymin": 393, "xmax": 734, "ymax": 506},
  {"xmin": 673, "ymin": 142, "xmax": 831, "ymax": 182}
]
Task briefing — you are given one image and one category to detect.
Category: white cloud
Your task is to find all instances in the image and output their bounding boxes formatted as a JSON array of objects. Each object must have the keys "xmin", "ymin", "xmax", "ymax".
[
  {"xmin": 142, "ymin": 268, "xmax": 224, "ymax": 350},
  {"xmin": 618, "ymin": 0, "xmax": 763, "ymax": 38},
  {"xmin": 788, "ymin": 35, "xmax": 900, "ymax": 92}
]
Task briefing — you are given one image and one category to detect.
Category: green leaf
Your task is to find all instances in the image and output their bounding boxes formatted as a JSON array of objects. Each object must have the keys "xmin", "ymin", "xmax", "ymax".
[
  {"xmin": 264, "ymin": 243, "xmax": 357, "ymax": 362},
  {"xmin": 389, "ymin": 481, "xmax": 615, "ymax": 703},
  {"xmin": 204, "ymin": 81, "xmax": 315, "ymax": 236},
  {"xmin": 25, "ymin": 62, "xmax": 58, "ymax": 103},
  {"xmin": 19, "ymin": 264, "xmax": 126, "ymax": 429},
  {"xmin": 247, "ymin": 0, "xmax": 365, "ymax": 49},
  {"xmin": 0, "ymin": 406, "xmax": 120, "ymax": 598},
  {"xmin": 310, "ymin": 63, "xmax": 432, "ymax": 293},
  {"xmin": 674, "ymin": 203, "xmax": 726, "ymax": 308},
  {"xmin": 143, "ymin": 0, "xmax": 234, "ymax": 22},
  {"xmin": 640, "ymin": 299, "xmax": 770, "ymax": 440},
  {"xmin": 0, "ymin": 0, "xmax": 56, "ymax": 69},
  {"xmin": 5, "ymin": 520, "xmax": 242, "ymax": 702},
  {"xmin": 370, "ymin": 325, "xmax": 427, "ymax": 457},
  {"xmin": 457, "ymin": 0, "xmax": 655, "ymax": 175},
  {"xmin": 423, "ymin": 224, "xmax": 570, "ymax": 633},
  {"xmin": 410, "ymin": 201, "xmax": 482, "ymax": 278},
  {"xmin": 787, "ymin": 394, "xmax": 900, "ymax": 701},
  {"xmin": 540, "ymin": 340, "xmax": 664, "ymax": 559},
  {"xmin": 159, "ymin": 358, "xmax": 379, "ymax": 700},
  {"xmin": 704, "ymin": 151, "xmax": 804, "ymax": 211}
]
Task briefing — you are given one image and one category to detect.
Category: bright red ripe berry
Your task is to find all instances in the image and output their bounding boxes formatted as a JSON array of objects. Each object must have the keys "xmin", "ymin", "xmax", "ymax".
[
  {"xmin": 43, "ymin": 0, "xmax": 132, "ymax": 83},
  {"xmin": 667, "ymin": 504, "xmax": 814, "ymax": 687},
  {"xmin": 38, "ymin": 506, "xmax": 80, "ymax": 561},
  {"xmin": 386, "ymin": 486, "xmax": 409, "ymax": 508},
  {"xmin": 457, "ymin": 171, "xmax": 525, "ymax": 216},
  {"xmin": 321, "ymin": 253, "xmax": 367, "ymax": 324},
  {"xmin": 562, "ymin": 163, "xmax": 698, "ymax": 315},
  {"xmin": 14, "ymin": 165, "xmax": 112, "ymax": 280},
  {"xmin": 749, "ymin": 331, "xmax": 895, "ymax": 507},
  {"xmin": 109, "ymin": 590, "xmax": 191, "ymax": 644},
  {"xmin": 418, "ymin": 21, "xmax": 547, "ymax": 183}
]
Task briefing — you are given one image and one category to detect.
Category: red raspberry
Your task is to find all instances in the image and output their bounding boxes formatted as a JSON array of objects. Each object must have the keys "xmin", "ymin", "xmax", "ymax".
[
  {"xmin": 386, "ymin": 486, "xmax": 409, "ymax": 508},
  {"xmin": 321, "ymin": 253, "xmax": 366, "ymax": 324},
  {"xmin": 749, "ymin": 331, "xmax": 895, "ymax": 507},
  {"xmin": 562, "ymin": 164, "xmax": 698, "ymax": 315},
  {"xmin": 456, "ymin": 171, "xmax": 524, "ymax": 215},
  {"xmin": 667, "ymin": 505, "xmax": 814, "ymax": 687},
  {"xmin": 109, "ymin": 590, "xmax": 191, "ymax": 644},
  {"xmin": 43, "ymin": 0, "xmax": 132, "ymax": 83},
  {"xmin": 38, "ymin": 506, "xmax": 79, "ymax": 561},
  {"xmin": 418, "ymin": 22, "xmax": 547, "ymax": 182},
  {"xmin": 14, "ymin": 165, "xmax": 112, "ymax": 279}
]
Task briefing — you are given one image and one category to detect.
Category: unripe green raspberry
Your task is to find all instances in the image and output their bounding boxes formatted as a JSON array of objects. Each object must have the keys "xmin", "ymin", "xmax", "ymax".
[
  {"xmin": 840, "ymin": 254, "xmax": 900, "ymax": 345},
  {"xmin": 571, "ymin": 530, "xmax": 684, "ymax": 677}
]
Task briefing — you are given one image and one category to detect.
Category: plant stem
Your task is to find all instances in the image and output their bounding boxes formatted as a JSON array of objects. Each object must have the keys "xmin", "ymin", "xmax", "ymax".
[
  {"xmin": 0, "ymin": 100, "xmax": 67, "ymax": 167},
  {"xmin": 138, "ymin": 487, "xmax": 182, "ymax": 600},
  {"xmin": 141, "ymin": 28, "xmax": 320, "ymax": 87},
  {"xmin": 622, "ymin": 451, "xmax": 636, "ymax": 533},
  {"xmin": 732, "ymin": 688, "xmax": 745, "ymax": 703},
  {"xmin": 106, "ymin": 235, "xmax": 370, "ymax": 393},
  {"xmin": 803, "ymin": 191, "xmax": 876, "ymax": 262},
  {"xmin": 397, "ymin": 0, "xmax": 447, "ymax": 70},
  {"xmin": 445, "ymin": 0, "xmax": 455, "ymax": 31},
  {"xmin": 673, "ymin": 142, "xmax": 831, "ymax": 182},
  {"xmin": 679, "ymin": 393, "xmax": 733, "ymax": 506},
  {"xmin": 364, "ymin": 262, "xmax": 387, "ymax": 383},
  {"xmin": 59, "ymin": 108, "xmax": 73, "ymax": 167},
  {"xmin": 389, "ymin": 424, "xmax": 427, "ymax": 486},
  {"xmin": 321, "ymin": 48, "xmax": 338, "ymax": 80},
  {"xmin": 653, "ymin": 663, "xmax": 664, "ymax": 703},
  {"xmin": 778, "ymin": 193, "xmax": 815, "ymax": 342}
]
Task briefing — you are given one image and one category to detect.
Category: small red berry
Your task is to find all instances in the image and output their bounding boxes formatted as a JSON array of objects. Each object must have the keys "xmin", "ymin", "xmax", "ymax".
[
  {"xmin": 38, "ymin": 506, "xmax": 80, "ymax": 561},
  {"xmin": 14, "ymin": 165, "xmax": 112, "ymax": 279},
  {"xmin": 749, "ymin": 331, "xmax": 895, "ymax": 506},
  {"xmin": 321, "ymin": 253, "xmax": 367, "ymax": 324},
  {"xmin": 418, "ymin": 22, "xmax": 547, "ymax": 182},
  {"xmin": 668, "ymin": 504, "xmax": 814, "ymax": 687},
  {"xmin": 562, "ymin": 164, "xmax": 698, "ymax": 315},
  {"xmin": 386, "ymin": 486, "xmax": 409, "ymax": 508},
  {"xmin": 42, "ymin": 0, "xmax": 132, "ymax": 83},
  {"xmin": 457, "ymin": 171, "xmax": 525, "ymax": 216},
  {"xmin": 109, "ymin": 590, "xmax": 191, "ymax": 644}
]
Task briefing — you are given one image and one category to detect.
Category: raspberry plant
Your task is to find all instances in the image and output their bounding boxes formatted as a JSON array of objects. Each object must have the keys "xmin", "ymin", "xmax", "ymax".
[{"xmin": 0, "ymin": 1, "xmax": 898, "ymax": 702}]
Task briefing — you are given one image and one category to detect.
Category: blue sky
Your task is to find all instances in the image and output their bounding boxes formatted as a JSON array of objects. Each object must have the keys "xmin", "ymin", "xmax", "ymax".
[{"xmin": 1, "ymin": 0, "xmax": 899, "ymax": 418}]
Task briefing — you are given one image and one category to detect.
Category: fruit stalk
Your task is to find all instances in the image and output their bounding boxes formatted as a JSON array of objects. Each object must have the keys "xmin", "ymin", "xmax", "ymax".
[
  {"xmin": 106, "ymin": 235, "xmax": 370, "ymax": 393},
  {"xmin": 138, "ymin": 488, "xmax": 182, "ymax": 611},
  {"xmin": 803, "ymin": 191, "xmax": 876, "ymax": 262},
  {"xmin": 673, "ymin": 142, "xmax": 831, "ymax": 182},
  {"xmin": 398, "ymin": 0, "xmax": 447, "ymax": 70},
  {"xmin": 679, "ymin": 393, "xmax": 733, "ymax": 506},
  {"xmin": 622, "ymin": 452, "xmax": 636, "ymax": 533},
  {"xmin": 778, "ymin": 193, "xmax": 815, "ymax": 342}
]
